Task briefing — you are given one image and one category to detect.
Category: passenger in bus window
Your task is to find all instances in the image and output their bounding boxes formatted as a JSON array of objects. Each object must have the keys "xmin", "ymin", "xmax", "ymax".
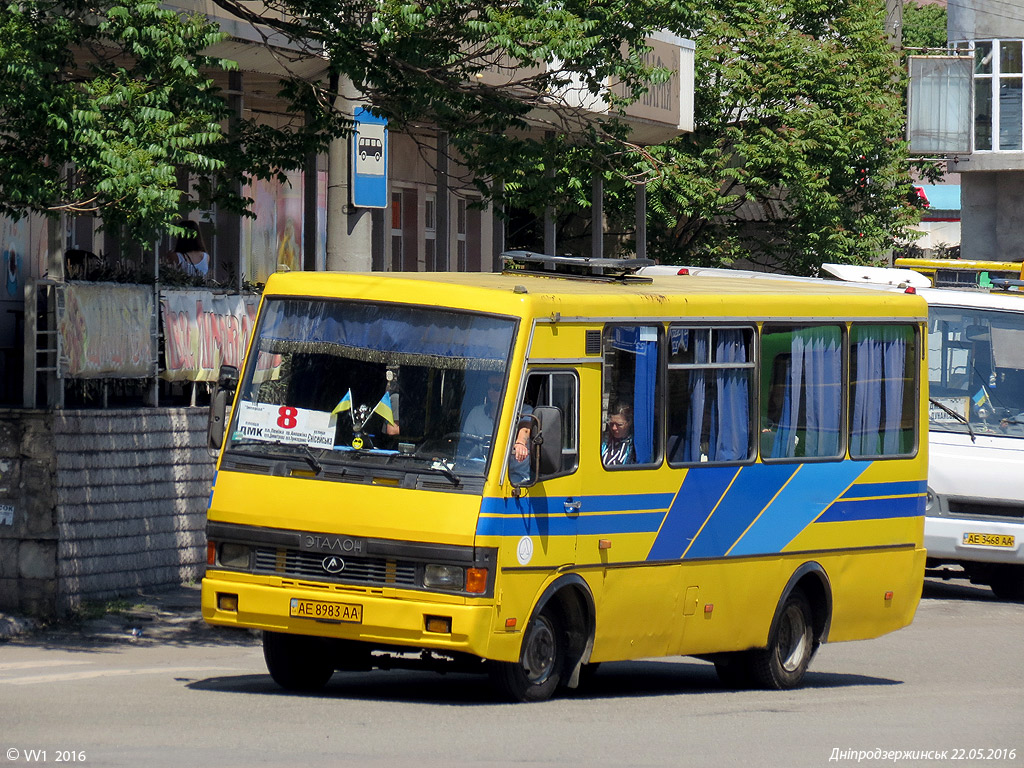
[{"xmin": 602, "ymin": 403, "xmax": 635, "ymax": 466}]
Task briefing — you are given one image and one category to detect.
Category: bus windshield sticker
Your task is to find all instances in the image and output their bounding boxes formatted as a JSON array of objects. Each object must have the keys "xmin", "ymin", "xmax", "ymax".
[{"xmin": 234, "ymin": 401, "xmax": 336, "ymax": 449}]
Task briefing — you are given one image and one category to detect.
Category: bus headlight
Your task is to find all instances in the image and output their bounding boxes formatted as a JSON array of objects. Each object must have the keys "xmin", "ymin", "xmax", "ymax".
[
  {"xmin": 219, "ymin": 543, "xmax": 251, "ymax": 569},
  {"xmin": 423, "ymin": 564, "xmax": 465, "ymax": 590}
]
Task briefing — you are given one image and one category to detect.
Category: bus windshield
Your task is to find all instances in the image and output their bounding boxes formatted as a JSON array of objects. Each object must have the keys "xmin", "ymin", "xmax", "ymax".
[
  {"xmin": 928, "ymin": 305, "xmax": 1024, "ymax": 438},
  {"xmin": 227, "ymin": 297, "xmax": 518, "ymax": 480}
]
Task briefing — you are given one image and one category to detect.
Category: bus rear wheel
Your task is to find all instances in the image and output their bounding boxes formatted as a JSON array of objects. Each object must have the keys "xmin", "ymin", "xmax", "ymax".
[
  {"xmin": 750, "ymin": 588, "xmax": 817, "ymax": 690},
  {"xmin": 262, "ymin": 631, "xmax": 335, "ymax": 692},
  {"xmin": 489, "ymin": 607, "xmax": 564, "ymax": 702}
]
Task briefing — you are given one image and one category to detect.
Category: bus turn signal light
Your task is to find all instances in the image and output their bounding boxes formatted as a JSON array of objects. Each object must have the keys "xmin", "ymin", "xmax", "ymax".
[
  {"xmin": 217, "ymin": 593, "xmax": 238, "ymax": 612},
  {"xmin": 466, "ymin": 568, "xmax": 488, "ymax": 594},
  {"xmin": 425, "ymin": 616, "xmax": 452, "ymax": 634}
]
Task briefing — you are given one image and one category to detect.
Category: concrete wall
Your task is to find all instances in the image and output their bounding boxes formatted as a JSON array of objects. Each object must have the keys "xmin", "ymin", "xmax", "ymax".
[
  {"xmin": 0, "ymin": 411, "xmax": 58, "ymax": 617},
  {"xmin": 0, "ymin": 408, "xmax": 214, "ymax": 617},
  {"xmin": 959, "ymin": 171, "xmax": 1024, "ymax": 262},
  {"xmin": 949, "ymin": 1, "xmax": 1024, "ymax": 41}
]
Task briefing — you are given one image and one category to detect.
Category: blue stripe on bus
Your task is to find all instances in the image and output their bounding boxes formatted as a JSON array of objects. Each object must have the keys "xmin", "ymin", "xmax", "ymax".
[
  {"xmin": 727, "ymin": 461, "xmax": 868, "ymax": 556},
  {"xmin": 816, "ymin": 495, "xmax": 925, "ymax": 522},
  {"xmin": 681, "ymin": 464, "xmax": 800, "ymax": 560},
  {"xmin": 476, "ymin": 511, "xmax": 663, "ymax": 538},
  {"xmin": 583, "ymin": 493, "xmax": 675, "ymax": 513},
  {"xmin": 838, "ymin": 480, "xmax": 926, "ymax": 499},
  {"xmin": 645, "ymin": 466, "xmax": 738, "ymax": 561},
  {"xmin": 474, "ymin": 468, "xmax": 923, "ymax": 548}
]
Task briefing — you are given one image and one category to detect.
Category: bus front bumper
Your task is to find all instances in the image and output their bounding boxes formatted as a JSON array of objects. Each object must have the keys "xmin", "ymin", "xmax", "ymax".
[
  {"xmin": 924, "ymin": 516, "xmax": 1024, "ymax": 566},
  {"xmin": 201, "ymin": 573, "xmax": 514, "ymax": 660}
]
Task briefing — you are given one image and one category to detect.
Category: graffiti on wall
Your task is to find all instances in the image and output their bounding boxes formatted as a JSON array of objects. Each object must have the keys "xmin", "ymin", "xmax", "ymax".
[
  {"xmin": 57, "ymin": 283, "xmax": 156, "ymax": 378},
  {"xmin": 160, "ymin": 291, "xmax": 261, "ymax": 382}
]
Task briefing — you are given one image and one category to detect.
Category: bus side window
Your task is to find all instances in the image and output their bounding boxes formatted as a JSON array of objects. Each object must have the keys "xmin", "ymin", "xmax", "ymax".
[
  {"xmin": 518, "ymin": 370, "xmax": 579, "ymax": 481},
  {"xmin": 849, "ymin": 324, "xmax": 918, "ymax": 457},
  {"xmin": 601, "ymin": 325, "xmax": 661, "ymax": 467},
  {"xmin": 667, "ymin": 326, "xmax": 755, "ymax": 466},
  {"xmin": 760, "ymin": 324, "xmax": 844, "ymax": 461}
]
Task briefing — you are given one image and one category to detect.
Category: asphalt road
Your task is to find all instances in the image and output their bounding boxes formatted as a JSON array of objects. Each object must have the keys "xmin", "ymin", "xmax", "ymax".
[{"xmin": 0, "ymin": 578, "xmax": 1021, "ymax": 768}]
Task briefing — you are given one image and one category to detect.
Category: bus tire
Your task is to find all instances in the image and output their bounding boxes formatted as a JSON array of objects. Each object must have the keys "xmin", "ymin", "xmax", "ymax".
[
  {"xmin": 987, "ymin": 565, "xmax": 1024, "ymax": 602},
  {"xmin": 262, "ymin": 631, "xmax": 335, "ymax": 692},
  {"xmin": 750, "ymin": 588, "xmax": 816, "ymax": 690},
  {"xmin": 489, "ymin": 606, "xmax": 564, "ymax": 702}
]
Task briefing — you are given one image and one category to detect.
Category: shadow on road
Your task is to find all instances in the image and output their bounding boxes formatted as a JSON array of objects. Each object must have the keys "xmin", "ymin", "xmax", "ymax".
[
  {"xmin": 921, "ymin": 576, "xmax": 1000, "ymax": 603},
  {"xmin": 185, "ymin": 656, "xmax": 900, "ymax": 706}
]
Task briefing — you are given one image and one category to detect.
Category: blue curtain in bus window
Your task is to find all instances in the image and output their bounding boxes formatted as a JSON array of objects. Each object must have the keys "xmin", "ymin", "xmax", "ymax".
[
  {"xmin": 771, "ymin": 327, "xmax": 841, "ymax": 458},
  {"xmin": 851, "ymin": 327, "xmax": 907, "ymax": 456},
  {"xmin": 612, "ymin": 326, "xmax": 657, "ymax": 463},
  {"xmin": 714, "ymin": 329, "xmax": 749, "ymax": 461},
  {"xmin": 682, "ymin": 331, "xmax": 708, "ymax": 463},
  {"xmin": 882, "ymin": 331, "xmax": 907, "ymax": 453},
  {"xmin": 634, "ymin": 329, "xmax": 658, "ymax": 463}
]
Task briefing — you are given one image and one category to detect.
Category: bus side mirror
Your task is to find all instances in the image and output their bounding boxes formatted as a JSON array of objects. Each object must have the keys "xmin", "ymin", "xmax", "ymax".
[
  {"xmin": 511, "ymin": 406, "xmax": 562, "ymax": 493},
  {"xmin": 207, "ymin": 364, "xmax": 239, "ymax": 453},
  {"xmin": 533, "ymin": 405, "xmax": 563, "ymax": 477}
]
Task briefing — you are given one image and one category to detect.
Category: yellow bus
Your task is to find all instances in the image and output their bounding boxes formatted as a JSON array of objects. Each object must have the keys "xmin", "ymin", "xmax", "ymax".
[
  {"xmin": 894, "ymin": 257, "xmax": 1024, "ymax": 290},
  {"xmin": 202, "ymin": 252, "xmax": 928, "ymax": 701}
]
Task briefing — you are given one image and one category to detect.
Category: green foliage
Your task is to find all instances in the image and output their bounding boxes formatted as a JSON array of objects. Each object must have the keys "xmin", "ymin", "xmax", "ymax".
[
  {"xmin": 462, "ymin": 0, "xmax": 924, "ymax": 273},
  {"xmin": 605, "ymin": 0, "xmax": 920, "ymax": 273},
  {"xmin": 903, "ymin": 1, "xmax": 947, "ymax": 51},
  {"xmin": 0, "ymin": 1, "xmax": 234, "ymax": 246},
  {"xmin": 213, "ymin": 0, "xmax": 697, "ymax": 195}
]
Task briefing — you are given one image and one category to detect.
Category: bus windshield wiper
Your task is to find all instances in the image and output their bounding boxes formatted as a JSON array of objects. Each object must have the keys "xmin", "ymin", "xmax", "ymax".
[
  {"xmin": 231, "ymin": 439, "xmax": 323, "ymax": 475},
  {"xmin": 395, "ymin": 455, "xmax": 461, "ymax": 486},
  {"xmin": 929, "ymin": 398, "xmax": 976, "ymax": 443}
]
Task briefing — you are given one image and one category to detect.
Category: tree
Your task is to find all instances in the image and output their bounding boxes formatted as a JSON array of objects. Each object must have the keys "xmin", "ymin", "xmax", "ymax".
[
  {"xmin": 903, "ymin": 1, "xmax": 947, "ymax": 51},
  {"xmin": 498, "ymin": 0, "xmax": 925, "ymax": 274},
  {"xmin": 634, "ymin": 0, "xmax": 922, "ymax": 273},
  {"xmin": 0, "ymin": 1, "xmax": 244, "ymax": 247},
  {"xmin": 1, "ymin": 0, "xmax": 696, "ymax": 250},
  {"xmin": 208, "ymin": 0, "xmax": 697, "ymax": 194}
]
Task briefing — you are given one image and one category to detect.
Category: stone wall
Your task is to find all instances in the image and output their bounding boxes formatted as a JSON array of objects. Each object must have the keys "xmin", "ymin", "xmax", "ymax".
[
  {"xmin": 0, "ymin": 408, "xmax": 214, "ymax": 617},
  {"xmin": 0, "ymin": 411, "xmax": 58, "ymax": 617}
]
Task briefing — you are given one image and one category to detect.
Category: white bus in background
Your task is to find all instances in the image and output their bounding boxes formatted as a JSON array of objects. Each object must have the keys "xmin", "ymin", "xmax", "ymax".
[
  {"xmin": 911, "ymin": 285, "xmax": 1024, "ymax": 599},
  {"xmin": 642, "ymin": 262, "xmax": 1024, "ymax": 600}
]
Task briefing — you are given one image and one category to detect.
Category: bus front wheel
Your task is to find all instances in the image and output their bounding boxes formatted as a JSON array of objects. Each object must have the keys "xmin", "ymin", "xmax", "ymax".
[
  {"xmin": 489, "ymin": 607, "xmax": 564, "ymax": 702},
  {"xmin": 750, "ymin": 588, "xmax": 817, "ymax": 690},
  {"xmin": 262, "ymin": 631, "xmax": 335, "ymax": 692}
]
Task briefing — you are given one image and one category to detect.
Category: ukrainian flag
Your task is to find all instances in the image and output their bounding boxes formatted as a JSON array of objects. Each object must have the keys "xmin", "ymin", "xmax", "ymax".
[
  {"xmin": 372, "ymin": 391, "xmax": 395, "ymax": 425},
  {"xmin": 973, "ymin": 387, "xmax": 990, "ymax": 407},
  {"xmin": 332, "ymin": 389, "xmax": 353, "ymax": 415}
]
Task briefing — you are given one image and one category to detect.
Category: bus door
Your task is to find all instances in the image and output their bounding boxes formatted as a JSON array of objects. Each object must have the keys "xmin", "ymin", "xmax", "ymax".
[{"xmin": 510, "ymin": 368, "xmax": 582, "ymax": 567}]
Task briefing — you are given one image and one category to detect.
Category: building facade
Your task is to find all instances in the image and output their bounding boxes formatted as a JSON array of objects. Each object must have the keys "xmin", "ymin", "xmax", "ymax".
[{"xmin": 949, "ymin": 2, "xmax": 1024, "ymax": 261}]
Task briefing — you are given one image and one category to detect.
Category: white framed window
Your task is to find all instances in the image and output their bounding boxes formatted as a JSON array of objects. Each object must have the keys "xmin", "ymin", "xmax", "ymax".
[{"xmin": 956, "ymin": 39, "xmax": 1024, "ymax": 151}]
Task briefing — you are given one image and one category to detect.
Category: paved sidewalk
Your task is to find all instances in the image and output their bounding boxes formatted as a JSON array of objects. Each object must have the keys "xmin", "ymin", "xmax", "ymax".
[{"xmin": 0, "ymin": 583, "xmax": 258, "ymax": 646}]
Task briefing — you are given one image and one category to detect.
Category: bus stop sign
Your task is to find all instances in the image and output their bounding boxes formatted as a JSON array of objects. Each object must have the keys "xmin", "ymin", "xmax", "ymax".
[{"xmin": 352, "ymin": 108, "xmax": 388, "ymax": 209}]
